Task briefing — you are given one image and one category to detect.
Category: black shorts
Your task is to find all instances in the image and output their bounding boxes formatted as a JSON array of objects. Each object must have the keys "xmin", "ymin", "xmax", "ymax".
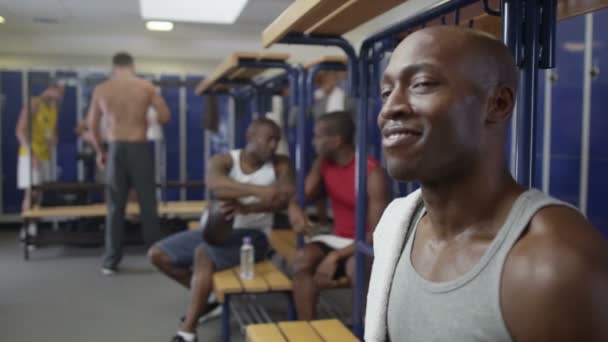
[{"xmin": 310, "ymin": 241, "xmax": 348, "ymax": 279}]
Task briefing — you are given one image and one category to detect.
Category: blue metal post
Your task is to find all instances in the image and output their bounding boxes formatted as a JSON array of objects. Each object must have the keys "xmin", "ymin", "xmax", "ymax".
[
  {"xmin": 514, "ymin": 0, "xmax": 541, "ymax": 187},
  {"xmin": 280, "ymin": 34, "xmax": 359, "ymax": 96},
  {"xmin": 296, "ymin": 67, "xmax": 307, "ymax": 248},
  {"xmin": 221, "ymin": 295, "xmax": 231, "ymax": 342},
  {"xmin": 353, "ymin": 51, "xmax": 370, "ymax": 340},
  {"xmin": 502, "ymin": 0, "xmax": 522, "ymax": 66},
  {"xmin": 285, "ymin": 291, "xmax": 297, "ymax": 320}
]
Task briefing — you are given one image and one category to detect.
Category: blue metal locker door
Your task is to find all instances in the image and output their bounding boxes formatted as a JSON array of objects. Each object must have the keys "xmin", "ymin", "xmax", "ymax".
[
  {"xmin": 55, "ymin": 71, "xmax": 78, "ymax": 182},
  {"xmin": 587, "ymin": 9, "xmax": 608, "ymax": 237},
  {"xmin": 1, "ymin": 71, "xmax": 24, "ymax": 213},
  {"xmin": 186, "ymin": 75, "xmax": 204, "ymax": 200},
  {"xmin": 210, "ymin": 95, "xmax": 231, "ymax": 156},
  {"xmin": 161, "ymin": 75, "xmax": 181, "ymax": 201},
  {"xmin": 234, "ymin": 96, "xmax": 252, "ymax": 149},
  {"xmin": 549, "ymin": 16, "xmax": 585, "ymax": 207}
]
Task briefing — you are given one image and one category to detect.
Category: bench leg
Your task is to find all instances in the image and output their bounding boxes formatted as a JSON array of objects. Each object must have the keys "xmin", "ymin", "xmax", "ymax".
[
  {"xmin": 23, "ymin": 219, "xmax": 30, "ymax": 261},
  {"xmin": 285, "ymin": 291, "xmax": 296, "ymax": 321},
  {"xmin": 222, "ymin": 295, "xmax": 231, "ymax": 342}
]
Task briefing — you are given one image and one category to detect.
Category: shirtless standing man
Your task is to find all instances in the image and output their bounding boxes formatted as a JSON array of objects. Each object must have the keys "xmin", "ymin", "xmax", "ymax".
[{"xmin": 88, "ymin": 52, "xmax": 171, "ymax": 275}]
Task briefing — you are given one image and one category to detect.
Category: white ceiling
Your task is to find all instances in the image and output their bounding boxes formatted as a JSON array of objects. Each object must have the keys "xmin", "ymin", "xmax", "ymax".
[
  {"xmin": 0, "ymin": 0, "xmax": 308, "ymax": 63},
  {"xmin": 0, "ymin": 0, "xmax": 437, "ymax": 72}
]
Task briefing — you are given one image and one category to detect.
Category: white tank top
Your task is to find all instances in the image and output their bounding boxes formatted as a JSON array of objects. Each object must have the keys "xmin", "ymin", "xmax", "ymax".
[{"xmin": 229, "ymin": 150, "xmax": 276, "ymax": 231}]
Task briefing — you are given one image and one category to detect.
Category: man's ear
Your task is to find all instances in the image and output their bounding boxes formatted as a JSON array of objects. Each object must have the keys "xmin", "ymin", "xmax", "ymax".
[{"xmin": 486, "ymin": 83, "xmax": 515, "ymax": 124}]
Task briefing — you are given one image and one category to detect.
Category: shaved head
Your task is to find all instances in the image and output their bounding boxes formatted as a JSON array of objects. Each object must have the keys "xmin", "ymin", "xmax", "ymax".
[
  {"xmin": 379, "ymin": 26, "xmax": 518, "ymax": 183},
  {"xmin": 388, "ymin": 26, "xmax": 519, "ymax": 100}
]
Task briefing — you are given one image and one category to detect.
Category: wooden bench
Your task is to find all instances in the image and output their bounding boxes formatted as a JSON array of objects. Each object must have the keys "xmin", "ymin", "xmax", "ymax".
[
  {"xmin": 20, "ymin": 200, "xmax": 208, "ymax": 260},
  {"xmin": 213, "ymin": 260, "xmax": 295, "ymax": 342},
  {"xmin": 246, "ymin": 319, "xmax": 358, "ymax": 342},
  {"xmin": 269, "ymin": 229, "xmax": 298, "ymax": 264}
]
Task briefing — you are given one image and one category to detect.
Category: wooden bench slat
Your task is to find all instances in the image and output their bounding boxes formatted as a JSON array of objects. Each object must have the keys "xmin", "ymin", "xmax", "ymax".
[
  {"xmin": 278, "ymin": 322, "xmax": 324, "ymax": 342},
  {"xmin": 213, "ymin": 269, "xmax": 243, "ymax": 303},
  {"xmin": 256, "ymin": 262, "xmax": 292, "ymax": 291},
  {"xmin": 310, "ymin": 319, "xmax": 358, "ymax": 342},
  {"xmin": 235, "ymin": 269, "xmax": 270, "ymax": 293},
  {"xmin": 269, "ymin": 230, "xmax": 298, "ymax": 264},
  {"xmin": 273, "ymin": 230, "xmax": 297, "ymax": 247},
  {"xmin": 246, "ymin": 323, "xmax": 287, "ymax": 342}
]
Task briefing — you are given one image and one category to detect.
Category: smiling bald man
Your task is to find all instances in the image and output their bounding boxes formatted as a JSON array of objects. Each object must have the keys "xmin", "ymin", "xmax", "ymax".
[{"xmin": 365, "ymin": 26, "xmax": 608, "ymax": 342}]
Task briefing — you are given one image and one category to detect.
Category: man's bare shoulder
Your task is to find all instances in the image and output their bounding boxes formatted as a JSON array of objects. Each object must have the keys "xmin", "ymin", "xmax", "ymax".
[
  {"xmin": 272, "ymin": 154, "xmax": 292, "ymax": 169},
  {"xmin": 509, "ymin": 205, "xmax": 607, "ymax": 277},
  {"xmin": 502, "ymin": 205, "xmax": 608, "ymax": 341},
  {"xmin": 93, "ymin": 80, "xmax": 111, "ymax": 94},
  {"xmin": 209, "ymin": 153, "xmax": 233, "ymax": 167}
]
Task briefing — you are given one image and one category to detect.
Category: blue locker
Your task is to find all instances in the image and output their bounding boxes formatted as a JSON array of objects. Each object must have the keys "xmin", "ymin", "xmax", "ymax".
[
  {"xmin": 210, "ymin": 95, "xmax": 231, "ymax": 155},
  {"xmin": 186, "ymin": 75, "xmax": 205, "ymax": 200},
  {"xmin": 587, "ymin": 9, "xmax": 608, "ymax": 236},
  {"xmin": 549, "ymin": 16, "xmax": 585, "ymax": 206},
  {"xmin": 28, "ymin": 71, "xmax": 50, "ymax": 99},
  {"xmin": 161, "ymin": 75, "xmax": 181, "ymax": 201},
  {"xmin": 1, "ymin": 71, "xmax": 24, "ymax": 213},
  {"xmin": 234, "ymin": 96, "xmax": 252, "ymax": 149},
  {"xmin": 55, "ymin": 71, "xmax": 78, "ymax": 182}
]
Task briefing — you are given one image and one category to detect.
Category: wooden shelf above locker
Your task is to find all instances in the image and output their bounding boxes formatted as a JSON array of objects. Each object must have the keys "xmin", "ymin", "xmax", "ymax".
[
  {"xmin": 262, "ymin": 0, "xmax": 410, "ymax": 48},
  {"xmin": 195, "ymin": 52, "xmax": 290, "ymax": 95}
]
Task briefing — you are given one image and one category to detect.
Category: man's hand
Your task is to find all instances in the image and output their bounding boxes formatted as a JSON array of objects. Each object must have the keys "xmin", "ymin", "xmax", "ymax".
[
  {"xmin": 218, "ymin": 200, "xmax": 247, "ymax": 220},
  {"xmin": 314, "ymin": 252, "xmax": 340, "ymax": 288},
  {"xmin": 96, "ymin": 152, "xmax": 107, "ymax": 170},
  {"xmin": 288, "ymin": 204, "xmax": 312, "ymax": 234},
  {"xmin": 257, "ymin": 186, "xmax": 281, "ymax": 203}
]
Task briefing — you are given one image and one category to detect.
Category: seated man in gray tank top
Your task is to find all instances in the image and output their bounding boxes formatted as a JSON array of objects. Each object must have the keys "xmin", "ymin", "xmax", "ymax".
[
  {"xmin": 148, "ymin": 118, "xmax": 296, "ymax": 342},
  {"xmin": 365, "ymin": 26, "xmax": 608, "ymax": 342}
]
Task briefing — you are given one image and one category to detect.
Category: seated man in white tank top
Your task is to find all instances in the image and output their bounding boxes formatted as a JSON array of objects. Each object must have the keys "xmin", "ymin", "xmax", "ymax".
[
  {"xmin": 365, "ymin": 26, "xmax": 608, "ymax": 342},
  {"xmin": 148, "ymin": 118, "xmax": 296, "ymax": 342}
]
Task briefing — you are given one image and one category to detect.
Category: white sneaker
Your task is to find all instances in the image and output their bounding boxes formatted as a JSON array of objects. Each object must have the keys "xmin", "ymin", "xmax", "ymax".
[
  {"xmin": 100, "ymin": 267, "xmax": 117, "ymax": 276},
  {"xmin": 27, "ymin": 223, "xmax": 38, "ymax": 236},
  {"xmin": 198, "ymin": 304, "xmax": 222, "ymax": 324}
]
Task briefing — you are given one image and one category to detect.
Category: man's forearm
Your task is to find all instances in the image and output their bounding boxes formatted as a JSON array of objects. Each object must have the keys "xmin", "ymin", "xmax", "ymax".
[
  {"xmin": 243, "ymin": 193, "xmax": 291, "ymax": 213},
  {"xmin": 16, "ymin": 131, "xmax": 28, "ymax": 148},
  {"xmin": 208, "ymin": 179, "xmax": 268, "ymax": 200},
  {"xmin": 89, "ymin": 133, "xmax": 105, "ymax": 155},
  {"xmin": 333, "ymin": 244, "xmax": 355, "ymax": 260}
]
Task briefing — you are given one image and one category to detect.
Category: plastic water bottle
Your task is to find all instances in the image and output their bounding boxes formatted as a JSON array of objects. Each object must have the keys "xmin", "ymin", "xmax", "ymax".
[{"xmin": 240, "ymin": 236, "xmax": 255, "ymax": 280}]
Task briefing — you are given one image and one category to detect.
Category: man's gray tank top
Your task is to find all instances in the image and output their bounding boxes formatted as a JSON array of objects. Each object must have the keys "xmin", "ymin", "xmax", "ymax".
[{"xmin": 387, "ymin": 189, "xmax": 571, "ymax": 342}]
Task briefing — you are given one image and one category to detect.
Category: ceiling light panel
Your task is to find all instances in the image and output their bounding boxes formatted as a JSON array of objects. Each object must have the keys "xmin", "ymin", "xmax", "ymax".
[{"xmin": 140, "ymin": 0, "xmax": 249, "ymax": 24}]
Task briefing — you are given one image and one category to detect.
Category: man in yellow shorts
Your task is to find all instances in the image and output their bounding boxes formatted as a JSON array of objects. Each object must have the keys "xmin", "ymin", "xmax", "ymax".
[{"xmin": 15, "ymin": 82, "xmax": 64, "ymax": 219}]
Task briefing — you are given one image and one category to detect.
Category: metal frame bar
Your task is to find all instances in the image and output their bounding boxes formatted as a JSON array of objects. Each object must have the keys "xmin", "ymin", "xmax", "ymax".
[
  {"xmin": 580, "ymin": 12, "xmax": 594, "ymax": 214},
  {"xmin": 179, "ymin": 76, "xmax": 188, "ymax": 201},
  {"xmin": 0, "ymin": 71, "xmax": 4, "ymax": 214},
  {"xmin": 220, "ymin": 290, "xmax": 296, "ymax": 342},
  {"xmin": 542, "ymin": 69, "xmax": 553, "ymax": 194}
]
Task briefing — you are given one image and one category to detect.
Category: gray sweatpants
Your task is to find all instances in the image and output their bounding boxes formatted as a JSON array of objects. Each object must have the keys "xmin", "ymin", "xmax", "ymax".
[{"xmin": 103, "ymin": 141, "xmax": 160, "ymax": 269}]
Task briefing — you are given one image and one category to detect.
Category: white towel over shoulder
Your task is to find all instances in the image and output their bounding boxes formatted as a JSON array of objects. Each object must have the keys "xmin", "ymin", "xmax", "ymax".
[{"xmin": 365, "ymin": 190, "xmax": 423, "ymax": 342}]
